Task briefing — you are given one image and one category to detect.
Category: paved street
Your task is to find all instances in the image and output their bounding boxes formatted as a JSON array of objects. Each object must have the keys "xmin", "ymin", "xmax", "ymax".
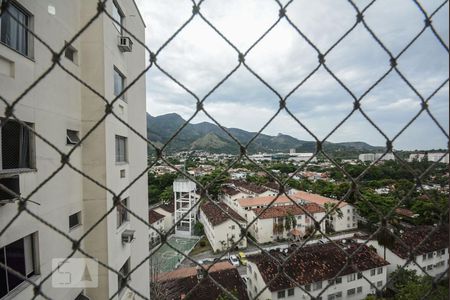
[{"xmin": 179, "ymin": 231, "xmax": 362, "ymax": 270}]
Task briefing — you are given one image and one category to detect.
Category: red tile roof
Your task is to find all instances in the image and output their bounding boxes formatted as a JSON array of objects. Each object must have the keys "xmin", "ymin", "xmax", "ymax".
[
  {"xmin": 201, "ymin": 202, "xmax": 246, "ymax": 226},
  {"xmin": 220, "ymin": 186, "xmax": 241, "ymax": 196},
  {"xmin": 157, "ymin": 262, "xmax": 249, "ymax": 300},
  {"xmin": 395, "ymin": 208, "xmax": 417, "ymax": 218},
  {"xmin": 230, "ymin": 180, "xmax": 268, "ymax": 194},
  {"xmin": 388, "ymin": 225, "xmax": 448, "ymax": 259},
  {"xmin": 159, "ymin": 200, "xmax": 175, "ymax": 213},
  {"xmin": 252, "ymin": 203, "xmax": 325, "ymax": 219},
  {"xmin": 250, "ymin": 241, "xmax": 389, "ymax": 291},
  {"xmin": 149, "ymin": 209, "xmax": 165, "ymax": 224}
]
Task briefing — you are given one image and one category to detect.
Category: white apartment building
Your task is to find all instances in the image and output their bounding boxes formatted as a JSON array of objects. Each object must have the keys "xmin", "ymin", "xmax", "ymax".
[
  {"xmin": 236, "ymin": 192, "xmax": 358, "ymax": 238},
  {"xmin": 199, "ymin": 202, "xmax": 247, "ymax": 252},
  {"xmin": 148, "ymin": 209, "xmax": 166, "ymax": 246},
  {"xmin": 408, "ymin": 152, "xmax": 449, "ymax": 163},
  {"xmin": 358, "ymin": 153, "xmax": 376, "ymax": 162},
  {"xmin": 366, "ymin": 226, "xmax": 449, "ymax": 278},
  {"xmin": 247, "ymin": 203, "xmax": 326, "ymax": 243},
  {"xmin": 0, "ymin": 1, "xmax": 149, "ymax": 299},
  {"xmin": 153, "ymin": 200, "xmax": 175, "ymax": 236},
  {"xmin": 246, "ymin": 240, "xmax": 389, "ymax": 300}
]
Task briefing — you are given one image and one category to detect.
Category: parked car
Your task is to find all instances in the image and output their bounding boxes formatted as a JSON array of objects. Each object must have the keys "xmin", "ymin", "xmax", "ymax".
[
  {"xmin": 198, "ymin": 258, "xmax": 214, "ymax": 265},
  {"xmin": 237, "ymin": 252, "xmax": 247, "ymax": 266},
  {"xmin": 229, "ymin": 255, "xmax": 240, "ymax": 267}
]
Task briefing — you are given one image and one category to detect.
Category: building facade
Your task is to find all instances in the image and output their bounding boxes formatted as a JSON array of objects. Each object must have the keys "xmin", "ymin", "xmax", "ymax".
[
  {"xmin": 247, "ymin": 241, "xmax": 389, "ymax": 300},
  {"xmin": 0, "ymin": 1, "xmax": 148, "ymax": 299}
]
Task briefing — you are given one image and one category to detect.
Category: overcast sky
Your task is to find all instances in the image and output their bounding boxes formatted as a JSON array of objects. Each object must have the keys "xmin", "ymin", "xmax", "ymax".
[{"xmin": 135, "ymin": 0, "xmax": 449, "ymax": 150}]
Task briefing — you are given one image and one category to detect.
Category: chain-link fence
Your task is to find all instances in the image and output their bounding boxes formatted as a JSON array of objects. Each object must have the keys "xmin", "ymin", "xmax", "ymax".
[{"xmin": 0, "ymin": 0, "xmax": 448, "ymax": 299}]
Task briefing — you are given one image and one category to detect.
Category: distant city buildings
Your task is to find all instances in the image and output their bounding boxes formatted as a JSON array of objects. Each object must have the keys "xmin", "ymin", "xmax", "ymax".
[
  {"xmin": 408, "ymin": 152, "xmax": 449, "ymax": 163},
  {"xmin": 359, "ymin": 153, "xmax": 396, "ymax": 162}
]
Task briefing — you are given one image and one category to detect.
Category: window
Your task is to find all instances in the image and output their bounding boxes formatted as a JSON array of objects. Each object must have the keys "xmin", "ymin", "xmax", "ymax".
[
  {"xmin": 277, "ymin": 290, "xmax": 285, "ymax": 298},
  {"xmin": 113, "ymin": 67, "xmax": 126, "ymax": 101},
  {"xmin": 66, "ymin": 130, "xmax": 80, "ymax": 145},
  {"xmin": 335, "ymin": 277, "xmax": 342, "ymax": 284},
  {"xmin": 0, "ymin": 176, "xmax": 19, "ymax": 202},
  {"xmin": 377, "ymin": 267, "xmax": 383, "ymax": 274},
  {"xmin": 305, "ymin": 284, "xmax": 311, "ymax": 292},
  {"xmin": 117, "ymin": 198, "xmax": 128, "ymax": 228},
  {"xmin": 347, "ymin": 273, "xmax": 356, "ymax": 282},
  {"xmin": 231, "ymin": 225, "xmax": 235, "ymax": 230},
  {"xmin": 64, "ymin": 43, "xmax": 77, "ymax": 63},
  {"xmin": 439, "ymin": 249, "xmax": 446, "ymax": 255},
  {"xmin": 120, "ymin": 169, "xmax": 126, "ymax": 178},
  {"xmin": 357, "ymin": 272, "xmax": 362, "ymax": 279},
  {"xmin": 117, "ymin": 258, "xmax": 130, "ymax": 295},
  {"xmin": 112, "ymin": 1, "xmax": 124, "ymax": 33},
  {"xmin": 69, "ymin": 211, "xmax": 81, "ymax": 230},
  {"xmin": 357, "ymin": 286, "xmax": 362, "ymax": 294},
  {"xmin": 0, "ymin": 119, "xmax": 34, "ymax": 171},
  {"xmin": 0, "ymin": 233, "xmax": 37, "ymax": 298},
  {"xmin": 377, "ymin": 281, "xmax": 383, "ymax": 287},
  {"xmin": 435, "ymin": 261, "xmax": 445, "ymax": 268},
  {"xmin": 427, "ymin": 265, "xmax": 433, "ymax": 271},
  {"xmin": 428, "ymin": 252, "xmax": 433, "ymax": 259},
  {"xmin": 328, "ymin": 292, "xmax": 342, "ymax": 300},
  {"xmin": 422, "ymin": 254, "xmax": 427, "ymax": 261},
  {"xmin": 0, "ymin": 1, "xmax": 30, "ymax": 56},
  {"xmin": 312, "ymin": 281, "xmax": 322, "ymax": 291},
  {"xmin": 370, "ymin": 269, "xmax": 376, "ymax": 276},
  {"xmin": 287, "ymin": 288, "xmax": 294, "ymax": 296},
  {"xmin": 115, "ymin": 135, "xmax": 127, "ymax": 163},
  {"xmin": 347, "ymin": 288, "xmax": 355, "ymax": 296}
]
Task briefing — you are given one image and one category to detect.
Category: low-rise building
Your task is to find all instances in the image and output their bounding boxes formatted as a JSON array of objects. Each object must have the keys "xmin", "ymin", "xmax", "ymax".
[
  {"xmin": 149, "ymin": 209, "xmax": 166, "ymax": 246},
  {"xmin": 155, "ymin": 262, "xmax": 249, "ymax": 300},
  {"xmin": 248, "ymin": 203, "xmax": 326, "ymax": 243},
  {"xmin": 154, "ymin": 200, "xmax": 175, "ymax": 234},
  {"xmin": 199, "ymin": 202, "xmax": 247, "ymax": 252},
  {"xmin": 246, "ymin": 240, "xmax": 389, "ymax": 300},
  {"xmin": 367, "ymin": 225, "xmax": 448, "ymax": 277}
]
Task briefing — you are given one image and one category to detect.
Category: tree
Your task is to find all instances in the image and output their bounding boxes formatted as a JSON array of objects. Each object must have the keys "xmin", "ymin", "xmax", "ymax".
[
  {"xmin": 323, "ymin": 202, "xmax": 343, "ymax": 233},
  {"xmin": 194, "ymin": 222, "xmax": 204, "ymax": 236},
  {"xmin": 388, "ymin": 267, "xmax": 419, "ymax": 292},
  {"xmin": 376, "ymin": 226, "xmax": 395, "ymax": 260},
  {"xmin": 395, "ymin": 275, "xmax": 448, "ymax": 300},
  {"xmin": 217, "ymin": 288, "xmax": 239, "ymax": 300}
]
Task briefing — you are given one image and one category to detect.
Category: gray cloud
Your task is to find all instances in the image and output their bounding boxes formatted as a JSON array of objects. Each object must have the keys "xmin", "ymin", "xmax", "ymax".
[{"xmin": 136, "ymin": 0, "xmax": 449, "ymax": 150}]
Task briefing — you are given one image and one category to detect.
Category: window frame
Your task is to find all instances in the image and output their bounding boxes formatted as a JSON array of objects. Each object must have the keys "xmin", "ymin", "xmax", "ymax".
[
  {"xmin": 69, "ymin": 211, "xmax": 82, "ymax": 230},
  {"xmin": 113, "ymin": 66, "xmax": 126, "ymax": 101},
  {"xmin": 277, "ymin": 290, "xmax": 286, "ymax": 299},
  {"xmin": 0, "ymin": 233, "xmax": 38, "ymax": 298},
  {"xmin": 0, "ymin": 119, "xmax": 35, "ymax": 172},
  {"xmin": 0, "ymin": 0, "xmax": 33, "ymax": 57},
  {"xmin": 116, "ymin": 198, "xmax": 129, "ymax": 228},
  {"xmin": 112, "ymin": 0, "xmax": 124, "ymax": 33},
  {"xmin": 115, "ymin": 135, "xmax": 128, "ymax": 163},
  {"xmin": 66, "ymin": 129, "xmax": 80, "ymax": 145},
  {"xmin": 287, "ymin": 288, "xmax": 294, "ymax": 297},
  {"xmin": 117, "ymin": 258, "xmax": 130, "ymax": 296}
]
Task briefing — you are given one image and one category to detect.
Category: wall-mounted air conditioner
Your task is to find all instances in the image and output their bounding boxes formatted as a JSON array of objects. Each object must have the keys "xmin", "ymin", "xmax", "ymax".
[
  {"xmin": 122, "ymin": 229, "xmax": 135, "ymax": 244},
  {"xmin": 118, "ymin": 36, "xmax": 133, "ymax": 52}
]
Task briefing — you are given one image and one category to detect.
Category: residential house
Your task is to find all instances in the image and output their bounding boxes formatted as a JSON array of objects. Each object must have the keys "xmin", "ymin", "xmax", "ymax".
[
  {"xmin": 149, "ymin": 209, "xmax": 166, "ymax": 246},
  {"xmin": 367, "ymin": 225, "xmax": 448, "ymax": 277},
  {"xmin": 248, "ymin": 203, "xmax": 326, "ymax": 243},
  {"xmin": 199, "ymin": 202, "xmax": 247, "ymax": 252}
]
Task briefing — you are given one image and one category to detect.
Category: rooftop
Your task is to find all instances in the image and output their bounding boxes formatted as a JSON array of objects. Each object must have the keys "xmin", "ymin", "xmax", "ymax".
[
  {"xmin": 201, "ymin": 202, "xmax": 246, "ymax": 226},
  {"xmin": 230, "ymin": 180, "xmax": 268, "ymax": 194},
  {"xmin": 149, "ymin": 209, "xmax": 165, "ymax": 224},
  {"xmin": 220, "ymin": 185, "xmax": 242, "ymax": 196},
  {"xmin": 249, "ymin": 241, "xmax": 389, "ymax": 291},
  {"xmin": 252, "ymin": 203, "xmax": 325, "ymax": 219},
  {"xmin": 388, "ymin": 225, "xmax": 448, "ymax": 259},
  {"xmin": 159, "ymin": 200, "xmax": 175, "ymax": 213},
  {"xmin": 157, "ymin": 262, "xmax": 249, "ymax": 300}
]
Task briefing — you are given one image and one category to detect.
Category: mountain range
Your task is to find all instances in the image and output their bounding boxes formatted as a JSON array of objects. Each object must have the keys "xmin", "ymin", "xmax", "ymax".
[{"xmin": 147, "ymin": 113, "xmax": 384, "ymax": 155}]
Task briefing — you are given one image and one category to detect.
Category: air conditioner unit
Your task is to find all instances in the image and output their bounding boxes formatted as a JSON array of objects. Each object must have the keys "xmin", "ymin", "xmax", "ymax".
[
  {"xmin": 118, "ymin": 36, "xmax": 133, "ymax": 52},
  {"xmin": 122, "ymin": 229, "xmax": 135, "ymax": 244}
]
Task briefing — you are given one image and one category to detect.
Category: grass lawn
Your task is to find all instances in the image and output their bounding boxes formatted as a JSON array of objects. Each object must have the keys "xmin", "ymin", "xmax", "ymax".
[{"xmin": 189, "ymin": 236, "xmax": 212, "ymax": 256}]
